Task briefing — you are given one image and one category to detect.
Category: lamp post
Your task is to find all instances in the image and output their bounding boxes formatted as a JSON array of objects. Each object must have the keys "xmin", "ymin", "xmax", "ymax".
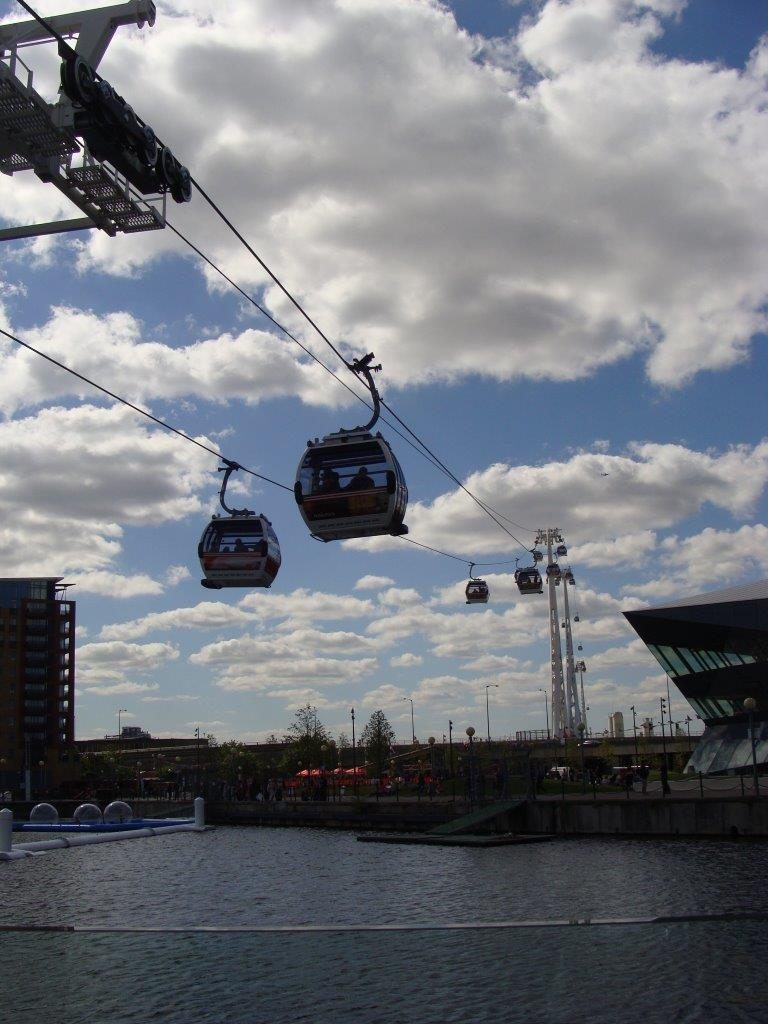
[
  {"xmin": 195, "ymin": 726, "xmax": 201, "ymax": 796},
  {"xmin": 136, "ymin": 760, "xmax": 142, "ymax": 798},
  {"xmin": 117, "ymin": 708, "xmax": 127, "ymax": 743},
  {"xmin": 350, "ymin": 707, "xmax": 357, "ymax": 798},
  {"xmin": 428, "ymin": 736, "xmax": 435, "ymax": 798},
  {"xmin": 449, "ymin": 719, "xmax": 455, "ymax": 802},
  {"xmin": 744, "ymin": 698, "xmax": 759, "ymax": 798},
  {"xmin": 403, "ymin": 697, "xmax": 415, "ymax": 744},
  {"xmin": 659, "ymin": 697, "xmax": 670, "ymax": 796},
  {"xmin": 539, "ymin": 687, "xmax": 550, "ymax": 740},
  {"xmin": 38, "ymin": 759, "xmax": 45, "ymax": 796},
  {"xmin": 466, "ymin": 726, "xmax": 476, "ymax": 808},
  {"xmin": 577, "ymin": 660, "xmax": 588, "ymax": 735},
  {"xmin": 577, "ymin": 722, "xmax": 586, "ymax": 793},
  {"xmin": 630, "ymin": 705, "xmax": 639, "ymax": 762},
  {"xmin": 685, "ymin": 715, "xmax": 692, "ymax": 755},
  {"xmin": 485, "ymin": 684, "xmax": 498, "ymax": 744},
  {"xmin": 320, "ymin": 743, "xmax": 328, "ymax": 802}
]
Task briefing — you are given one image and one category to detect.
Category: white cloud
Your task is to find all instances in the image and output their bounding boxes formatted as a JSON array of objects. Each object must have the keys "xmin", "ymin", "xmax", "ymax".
[
  {"xmin": 0, "ymin": 403, "xmax": 211, "ymax": 578},
  {"xmin": 78, "ymin": 681, "xmax": 161, "ymax": 696},
  {"xmin": 355, "ymin": 574, "xmax": 395, "ymax": 590},
  {"xmin": 390, "ymin": 653, "xmax": 423, "ymax": 668},
  {"xmin": 354, "ymin": 442, "xmax": 768, "ymax": 558},
  {"xmin": 164, "ymin": 565, "xmax": 193, "ymax": 587},
  {"xmin": 69, "ymin": 571, "xmax": 165, "ymax": 598},
  {"xmin": 2, "ymin": 0, "xmax": 764, "ymax": 390},
  {"xmin": 99, "ymin": 602, "xmax": 259, "ymax": 641},
  {"xmin": 77, "ymin": 640, "xmax": 180, "ymax": 683},
  {"xmin": 623, "ymin": 523, "xmax": 768, "ymax": 600}
]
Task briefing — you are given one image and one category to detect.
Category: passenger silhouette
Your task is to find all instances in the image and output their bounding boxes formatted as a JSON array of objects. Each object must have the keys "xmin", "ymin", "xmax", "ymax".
[{"xmin": 346, "ymin": 466, "xmax": 375, "ymax": 490}]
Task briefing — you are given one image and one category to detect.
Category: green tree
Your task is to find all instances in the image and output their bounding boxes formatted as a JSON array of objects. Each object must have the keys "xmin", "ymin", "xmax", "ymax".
[
  {"xmin": 284, "ymin": 704, "xmax": 331, "ymax": 766},
  {"xmin": 361, "ymin": 710, "xmax": 395, "ymax": 777},
  {"xmin": 211, "ymin": 741, "xmax": 260, "ymax": 784}
]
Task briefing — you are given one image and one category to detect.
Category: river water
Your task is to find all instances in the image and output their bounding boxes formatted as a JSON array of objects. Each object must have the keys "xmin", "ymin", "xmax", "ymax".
[{"xmin": 5, "ymin": 827, "xmax": 768, "ymax": 1022}]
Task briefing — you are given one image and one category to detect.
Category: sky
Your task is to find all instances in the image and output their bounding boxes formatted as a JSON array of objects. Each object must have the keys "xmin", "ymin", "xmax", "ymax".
[{"xmin": 0, "ymin": 0, "xmax": 766, "ymax": 746}]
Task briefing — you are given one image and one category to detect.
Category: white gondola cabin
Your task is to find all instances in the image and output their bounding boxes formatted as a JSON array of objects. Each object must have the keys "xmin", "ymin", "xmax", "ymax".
[
  {"xmin": 199, "ymin": 512, "xmax": 281, "ymax": 589},
  {"xmin": 294, "ymin": 430, "xmax": 408, "ymax": 542}
]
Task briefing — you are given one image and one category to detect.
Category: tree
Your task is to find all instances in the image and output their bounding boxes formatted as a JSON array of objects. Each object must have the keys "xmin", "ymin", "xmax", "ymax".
[
  {"xmin": 284, "ymin": 704, "xmax": 331, "ymax": 766},
  {"xmin": 361, "ymin": 710, "xmax": 395, "ymax": 778},
  {"xmin": 211, "ymin": 741, "xmax": 261, "ymax": 784}
]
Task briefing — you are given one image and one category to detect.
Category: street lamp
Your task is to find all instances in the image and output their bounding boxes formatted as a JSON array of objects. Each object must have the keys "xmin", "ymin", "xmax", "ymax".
[
  {"xmin": 577, "ymin": 722, "xmax": 586, "ymax": 793},
  {"xmin": 577, "ymin": 661, "xmax": 588, "ymax": 734},
  {"xmin": 744, "ymin": 698, "xmax": 759, "ymax": 798},
  {"xmin": 448, "ymin": 719, "xmax": 455, "ymax": 802},
  {"xmin": 195, "ymin": 726, "xmax": 201, "ymax": 795},
  {"xmin": 350, "ymin": 707, "xmax": 357, "ymax": 798},
  {"xmin": 136, "ymin": 760, "xmax": 142, "ymax": 798},
  {"xmin": 630, "ymin": 705, "xmax": 639, "ymax": 762},
  {"xmin": 485, "ymin": 684, "xmax": 499, "ymax": 743},
  {"xmin": 538, "ymin": 687, "xmax": 550, "ymax": 740},
  {"xmin": 466, "ymin": 726, "xmax": 476, "ymax": 808},
  {"xmin": 428, "ymin": 736, "xmax": 435, "ymax": 797},
  {"xmin": 403, "ymin": 697, "xmax": 416, "ymax": 744},
  {"xmin": 659, "ymin": 697, "xmax": 670, "ymax": 796},
  {"xmin": 117, "ymin": 708, "xmax": 127, "ymax": 741},
  {"xmin": 321, "ymin": 743, "xmax": 328, "ymax": 801}
]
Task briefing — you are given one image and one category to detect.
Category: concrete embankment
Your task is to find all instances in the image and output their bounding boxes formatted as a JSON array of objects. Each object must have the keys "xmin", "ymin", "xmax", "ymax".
[
  {"xmin": 525, "ymin": 796, "xmax": 768, "ymax": 837},
  {"xmin": 208, "ymin": 796, "xmax": 768, "ymax": 838},
  {"xmin": 207, "ymin": 798, "xmax": 460, "ymax": 831}
]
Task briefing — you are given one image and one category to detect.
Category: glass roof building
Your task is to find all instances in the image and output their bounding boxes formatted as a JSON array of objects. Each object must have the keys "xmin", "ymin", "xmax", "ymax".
[{"xmin": 624, "ymin": 580, "xmax": 768, "ymax": 775}]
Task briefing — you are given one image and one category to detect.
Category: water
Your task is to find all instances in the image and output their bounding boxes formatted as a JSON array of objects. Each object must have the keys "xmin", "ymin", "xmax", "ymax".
[{"xmin": 5, "ymin": 827, "xmax": 768, "ymax": 1022}]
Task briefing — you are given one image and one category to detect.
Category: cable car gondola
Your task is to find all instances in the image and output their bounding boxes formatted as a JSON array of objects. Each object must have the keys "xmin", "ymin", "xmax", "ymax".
[
  {"xmin": 531, "ymin": 548, "xmax": 544, "ymax": 563},
  {"xmin": 465, "ymin": 565, "xmax": 490, "ymax": 605},
  {"xmin": 199, "ymin": 461, "xmax": 281, "ymax": 589},
  {"xmin": 294, "ymin": 354, "xmax": 408, "ymax": 542},
  {"xmin": 556, "ymin": 544, "xmax": 568, "ymax": 557},
  {"xmin": 515, "ymin": 566, "xmax": 543, "ymax": 595},
  {"xmin": 546, "ymin": 563, "xmax": 562, "ymax": 582}
]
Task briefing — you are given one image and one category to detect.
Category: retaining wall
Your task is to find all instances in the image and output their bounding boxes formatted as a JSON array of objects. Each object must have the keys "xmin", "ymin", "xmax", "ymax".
[{"xmin": 523, "ymin": 798, "xmax": 768, "ymax": 837}]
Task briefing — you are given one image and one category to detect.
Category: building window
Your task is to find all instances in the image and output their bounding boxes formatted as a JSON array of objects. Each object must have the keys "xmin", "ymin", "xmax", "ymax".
[{"xmin": 656, "ymin": 646, "xmax": 691, "ymax": 677}]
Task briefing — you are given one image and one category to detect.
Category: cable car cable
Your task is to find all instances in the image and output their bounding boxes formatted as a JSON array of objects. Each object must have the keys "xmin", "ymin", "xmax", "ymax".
[
  {"xmin": 399, "ymin": 535, "xmax": 522, "ymax": 568},
  {"xmin": 13, "ymin": 0, "xmax": 542, "ymax": 553},
  {"xmin": 188, "ymin": 181, "xmax": 538, "ymax": 551},
  {"xmin": 189, "ymin": 176, "xmax": 351, "ymax": 372},
  {"xmin": 2, "ymin": 322, "xmax": 549, "ymax": 575},
  {"xmin": 166, "ymin": 220, "xmax": 456, "ymax": 480},
  {"xmin": 0, "ymin": 324, "xmax": 294, "ymax": 494}
]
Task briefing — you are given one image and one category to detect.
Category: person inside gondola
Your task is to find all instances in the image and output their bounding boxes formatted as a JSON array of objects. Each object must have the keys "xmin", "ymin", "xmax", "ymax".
[
  {"xmin": 346, "ymin": 466, "xmax": 375, "ymax": 490},
  {"xmin": 234, "ymin": 538, "xmax": 246, "ymax": 551},
  {"xmin": 318, "ymin": 468, "xmax": 340, "ymax": 493}
]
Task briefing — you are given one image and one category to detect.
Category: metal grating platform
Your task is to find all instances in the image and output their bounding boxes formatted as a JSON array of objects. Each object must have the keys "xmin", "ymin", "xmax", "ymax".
[
  {"xmin": 0, "ymin": 64, "xmax": 78, "ymax": 174},
  {"xmin": 67, "ymin": 164, "xmax": 163, "ymax": 233}
]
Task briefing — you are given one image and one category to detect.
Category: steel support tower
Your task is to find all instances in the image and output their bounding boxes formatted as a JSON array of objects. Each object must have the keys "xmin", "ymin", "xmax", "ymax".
[
  {"xmin": 536, "ymin": 528, "xmax": 567, "ymax": 739},
  {"xmin": 560, "ymin": 572, "xmax": 582, "ymax": 733}
]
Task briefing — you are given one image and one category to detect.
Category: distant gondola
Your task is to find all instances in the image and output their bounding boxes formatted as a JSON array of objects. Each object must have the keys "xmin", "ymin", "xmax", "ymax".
[
  {"xmin": 199, "ymin": 461, "xmax": 281, "ymax": 589},
  {"xmin": 294, "ymin": 354, "xmax": 408, "ymax": 542},
  {"xmin": 465, "ymin": 566, "xmax": 490, "ymax": 604}
]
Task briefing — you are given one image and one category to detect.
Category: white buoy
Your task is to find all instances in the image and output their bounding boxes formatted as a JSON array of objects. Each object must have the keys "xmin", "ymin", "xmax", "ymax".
[
  {"xmin": 194, "ymin": 797, "xmax": 205, "ymax": 829},
  {"xmin": 0, "ymin": 807, "xmax": 12, "ymax": 853}
]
